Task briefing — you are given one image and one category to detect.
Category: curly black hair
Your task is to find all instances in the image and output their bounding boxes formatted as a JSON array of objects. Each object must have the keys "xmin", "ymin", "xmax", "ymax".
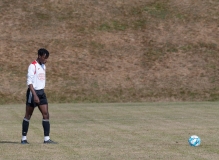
[{"xmin": 38, "ymin": 48, "xmax": 49, "ymax": 58}]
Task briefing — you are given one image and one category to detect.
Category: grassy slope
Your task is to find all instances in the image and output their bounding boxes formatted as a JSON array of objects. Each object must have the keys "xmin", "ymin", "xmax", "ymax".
[{"xmin": 0, "ymin": 0, "xmax": 219, "ymax": 104}]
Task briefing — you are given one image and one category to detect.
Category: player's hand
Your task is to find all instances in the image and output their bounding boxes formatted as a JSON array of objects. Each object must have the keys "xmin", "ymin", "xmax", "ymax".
[{"xmin": 34, "ymin": 96, "xmax": 40, "ymax": 104}]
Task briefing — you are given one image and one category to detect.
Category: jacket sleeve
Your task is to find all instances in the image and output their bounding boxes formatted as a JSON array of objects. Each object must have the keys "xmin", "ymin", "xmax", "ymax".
[{"xmin": 27, "ymin": 64, "xmax": 35, "ymax": 86}]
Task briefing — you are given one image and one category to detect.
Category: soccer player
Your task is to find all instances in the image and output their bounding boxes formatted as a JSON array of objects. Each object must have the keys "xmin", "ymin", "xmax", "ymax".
[{"xmin": 21, "ymin": 48, "xmax": 57, "ymax": 144}]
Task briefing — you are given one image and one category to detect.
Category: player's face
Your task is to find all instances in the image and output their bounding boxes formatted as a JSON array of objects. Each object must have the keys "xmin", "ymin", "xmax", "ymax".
[{"xmin": 39, "ymin": 54, "xmax": 48, "ymax": 64}]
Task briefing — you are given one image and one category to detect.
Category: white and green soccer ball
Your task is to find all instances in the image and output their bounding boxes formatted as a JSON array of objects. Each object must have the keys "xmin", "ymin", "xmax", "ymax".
[{"xmin": 188, "ymin": 135, "xmax": 201, "ymax": 147}]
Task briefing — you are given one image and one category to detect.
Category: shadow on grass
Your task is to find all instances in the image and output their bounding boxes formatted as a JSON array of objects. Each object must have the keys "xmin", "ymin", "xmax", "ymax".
[{"xmin": 0, "ymin": 141, "xmax": 20, "ymax": 144}]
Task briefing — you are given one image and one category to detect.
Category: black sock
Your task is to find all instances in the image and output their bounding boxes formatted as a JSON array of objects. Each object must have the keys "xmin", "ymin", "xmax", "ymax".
[
  {"xmin": 22, "ymin": 118, "xmax": 29, "ymax": 136},
  {"xmin": 42, "ymin": 120, "xmax": 50, "ymax": 136}
]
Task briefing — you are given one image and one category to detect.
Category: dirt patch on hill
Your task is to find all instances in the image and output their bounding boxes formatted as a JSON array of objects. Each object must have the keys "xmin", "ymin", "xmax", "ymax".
[{"xmin": 0, "ymin": 0, "xmax": 219, "ymax": 103}]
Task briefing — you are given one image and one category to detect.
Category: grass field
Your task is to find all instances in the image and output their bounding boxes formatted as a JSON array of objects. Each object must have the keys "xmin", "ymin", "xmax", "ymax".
[{"xmin": 0, "ymin": 102, "xmax": 219, "ymax": 160}]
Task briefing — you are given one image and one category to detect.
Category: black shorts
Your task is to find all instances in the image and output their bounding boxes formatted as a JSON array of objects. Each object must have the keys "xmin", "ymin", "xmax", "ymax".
[{"xmin": 26, "ymin": 88, "xmax": 48, "ymax": 107}]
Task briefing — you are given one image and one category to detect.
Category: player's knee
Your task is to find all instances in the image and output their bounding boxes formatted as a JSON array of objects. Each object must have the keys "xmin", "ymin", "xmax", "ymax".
[
  {"xmin": 42, "ymin": 112, "xmax": 49, "ymax": 119},
  {"xmin": 25, "ymin": 113, "xmax": 32, "ymax": 120}
]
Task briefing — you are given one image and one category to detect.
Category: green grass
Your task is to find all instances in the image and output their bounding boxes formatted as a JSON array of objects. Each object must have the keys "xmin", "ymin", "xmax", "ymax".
[
  {"xmin": 144, "ymin": 1, "xmax": 169, "ymax": 19},
  {"xmin": 1, "ymin": 102, "xmax": 219, "ymax": 159}
]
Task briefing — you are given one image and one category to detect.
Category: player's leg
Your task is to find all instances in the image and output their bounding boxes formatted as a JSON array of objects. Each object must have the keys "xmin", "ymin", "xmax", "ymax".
[
  {"xmin": 38, "ymin": 104, "xmax": 50, "ymax": 139},
  {"xmin": 38, "ymin": 104, "xmax": 57, "ymax": 144},
  {"xmin": 21, "ymin": 105, "xmax": 35, "ymax": 144},
  {"xmin": 37, "ymin": 89, "xmax": 57, "ymax": 144},
  {"xmin": 21, "ymin": 88, "xmax": 35, "ymax": 144}
]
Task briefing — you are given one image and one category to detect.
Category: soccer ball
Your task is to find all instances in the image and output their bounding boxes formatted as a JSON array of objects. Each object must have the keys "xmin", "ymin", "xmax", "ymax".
[{"xmin": 188, "ymin": 135, "xmax": 201, "ymax": 147}]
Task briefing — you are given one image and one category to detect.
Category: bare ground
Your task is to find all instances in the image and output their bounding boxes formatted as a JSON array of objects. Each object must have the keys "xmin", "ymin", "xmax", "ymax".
[{"xmin": 0, "ymin": 0, "xmax": 219, "ymax": 103}]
